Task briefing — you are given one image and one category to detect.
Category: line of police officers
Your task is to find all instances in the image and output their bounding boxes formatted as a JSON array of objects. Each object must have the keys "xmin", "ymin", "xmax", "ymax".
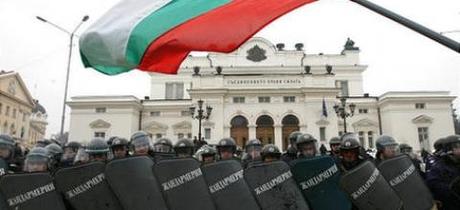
[{"xmin": 0, "ymin": 131, "xmax": 459, "ymax": 209}]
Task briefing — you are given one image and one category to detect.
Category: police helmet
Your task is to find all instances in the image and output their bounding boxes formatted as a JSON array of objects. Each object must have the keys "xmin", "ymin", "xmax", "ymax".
[
  {"xmin": 340, "ymin": 133, "xmax": 361, "ymax": 150},
  {"xmin": 0, "ymin": 134, "xmax": 14, "ymax": 150},
  {"xmin": 26, "ymin": 147, "xmax": 49, "ymax": 162},
  {"xmin": 329, "ymin": 137, "xmax": 341, "ymax": 145},
  {"xmin": 110, "ymin": 137, "xmax": 129, "ymax": 148},
  {"xmin": 130, "ymin": 131, "xmax": 151, "ymax": 145},
  {"xmin": 296, "ymin": 133, "xmax": 317, "ymax": 147},
  {"xmin": 217, "ymin": 138, "xmax": 237, "ymax": 152},
  {"xmin": 443, "ymin": 135, "xmax": 460, "ymax": 153},
  {"xmin": 64, "ymin": 141, "xmax": 82, "ymax": 150},
  {"xmin": 85, "ymin": 138, "xmax": 109, "ymax": 154},
  {"xmin": 288, "ymin": 131, "xmax": 303, "ymax": 145},
  {"xmin": 245, "ymin": 139, "xmax": 262, "ymax": 152},
  {"xmin": 399, "ymin": 143, "xmax": 413, "ymax": 153},
  {"xmin": 376, "ymin": 135, "xmax": 398, "ymax": 151},
  {"xmin": 45, "ymin": 143, "xmax": 63, "ymax": 158},
  {"xmin": 261, "ymin": 144, "xmax": 281, "ymax": 160}
]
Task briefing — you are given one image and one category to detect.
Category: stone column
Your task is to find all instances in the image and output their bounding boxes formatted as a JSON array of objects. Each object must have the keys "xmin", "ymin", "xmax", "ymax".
[
  {"xmin": 274, "ymin": 124, "xmax": 283, "ymax": 149},
  {"xmin": 248, "ymin": 124, "xmax": 256, "ymax": 140}
]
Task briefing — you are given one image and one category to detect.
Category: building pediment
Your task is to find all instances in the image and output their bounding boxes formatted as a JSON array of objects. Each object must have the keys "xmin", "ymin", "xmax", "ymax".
[
  {"xmin": 316, "ymin": 119, "xmax": 330, "ymax": 126},
  {"xmin": 352, "ymin": 119, "xmax": 378, "ymax": 128},
  {"xmin": 143, "ymin": 121, "xmax": 168, "ymax": 130},
  {"xmin": 89, "ymin": 119, "xmax": 111, "ymax": 129},
  {"xmin": 172, "ymin": 121, "xmax": 192, "ymax": 130},
  {"xmin": 0, "ymin": 72, "xmax": 35, "ymax": 107},
  {"xmin": 412, "ymin": 115, "xmax": 433, "ymax": 124}
]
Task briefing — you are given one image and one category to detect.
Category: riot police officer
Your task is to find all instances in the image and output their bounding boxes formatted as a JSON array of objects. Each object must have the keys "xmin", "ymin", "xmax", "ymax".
[
  {"xmin": 375, "ymin": 135, "xmax": 399, "ymax": 166},
  {"xmin": 400, "ymin": 143, "xmax": 424, "ymax": 176},
  {"xmin": 217, "ymin": 138, "xmax": 237, "ymax": 161},
  {"xmin": 195, "ymin": 145, "xmax": 217, "ymax": 165},
  {"xmin": 338, "ymin": 133, "xmax": 366, "ymax": 172},
  {"xmin": 296, "ymin": 133, "xmax": 318, "ymax": 159},
  {"xmin": 36, "ymin": 139, "xmax": 52, "ymax": 148},
  {"xmin": 45, "ymin": 143, "xmax": 63, "ymax": 171},
  {"xmin": 74, "ymin": 147, "xmax": 89, "ymax": 165},
  {"xmin": 85, "ymin": 138, "xmax": 109, "ymax": 162},
  {"xmin": 174, "ymin": 138, "xmax": 195, "ymax": 158},
  {"xmin": 24, "ymin": 147, "xmax": 50, "ymax": 173},
  {"xmin": 110, "ymin": 137, "xmax": 129, "ymax": 159},
  {"xmin": 281, "ymin": 131, "xmax": 302, "ymax": 163},
  {"xmin": 329, "ymin": 136, "xmax": 341, "ymax": 158},
  {"xmin": 426, "ymin": 135, "xmax": 460, "ymax": 210},
  {"xmin": 130, "ymin": 131, "xmax": 152, "ymax": 156},
  {"xmin": 242, "ymin": 139, "xmax": 263, "ymax": 168},
  {"xmin": 261, "ymin": 144, "xmax": 281, "ymax": 163},
  {"xmin": 153, "ymin": 138, "xmax": 173, "ymax": 153},
  {"xmin": 60, "ymin": 141, "xmax": 81, "ymax": 167},
  {"xmin": 0, "ymin": 134, "xmax": 16, "ymax": 174}
]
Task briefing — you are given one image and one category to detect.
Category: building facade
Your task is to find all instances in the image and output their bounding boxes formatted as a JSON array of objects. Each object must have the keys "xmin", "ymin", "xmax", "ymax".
[
  {"xmin": 0, "ymin": 71, "xmax": 48, "ymax": 147},
  {"xmin": 68, "ymin": 38, "xmax": 456, "ymax": 152}
]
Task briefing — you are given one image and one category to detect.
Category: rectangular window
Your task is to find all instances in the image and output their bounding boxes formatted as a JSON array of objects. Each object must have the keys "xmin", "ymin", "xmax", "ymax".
[
  {"xmin": 5, "ymin": 106, "xmax": 9, "ymax": 116},
  {"xmin": 181, "ymin": 110, "xmax": 190, "ymax": 116},
  {"xmin": 156, "ymin": 133, "xmax": 163, "ymax": 139},
  {"xmin": 22, "ymin": 113, "xmax": 27, "ymax": 122},
  {"xmin": 0, "ymin": 103, "xmax": 2, "ymax": 114},
  {"xmin": 283, "ymin": 96, "xmax": 296, "ymax": 103},
  {"xmin": 94, "ymin": 132, "xmax": 106, "ymax": 138},
  {"xmin": 415, "ymin": 103, "xmax": 426, "ymax": 109},
  {"xmin": 418, "ymin": 127, "xmax": 430, "ymax": 150},
  {"xmin": 368, "ymin": 131, "xmax": 374, "ymax": 148},
  {"xmin": 338, "ymin": 131, "xmax": 344, "ymax": 137},
  {"xmin": 204, "ymin": 128, "xmax": 211, "ymax": 139},
  {"xmin": 358, "ymin": 131, "xmax": 365, "ymax": 148},
  {"xmin": 358, "ymin": 109, "xmax": 368, "ymax": 114},
  {"xmin": 187, "ymin": 133, "xmax": 192, "ymax": 139},
  {"xmin": 178, "ymin": 133, "xmax": 184, "ymax": 139},
  {"xmin": 150, "ymin": 111, "xmax": 161, "ymax": 117},
  {"xmin": 258, "ymin": 97, "xmax": 270, "ymax": 103},
  {"xmin": 319, "ymin": 127, "xmax": 326, "ymax": 141},
  {"xmin": 165, "ymin": 82, "xmax": 184, "ymax": 99},
  {"xmin": 12, "ymin": 109, "xmax": 16, "ymax": 118},
  {"xmin": 95, "ymin": 107, "xmax": 106, "ymax": 113},
  {"xmin": 335, "ymin": 80, "xmax": 349, "ymax": 96},
  {"xmin": 233, "ymin": 97, "xmax": 245, "ymax": 103}
]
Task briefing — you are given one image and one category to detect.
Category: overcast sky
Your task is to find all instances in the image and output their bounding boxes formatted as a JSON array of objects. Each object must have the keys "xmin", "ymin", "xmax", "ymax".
[{"xmin": 1, "ymin": 0, "xmax": 459, "ymax": 137}]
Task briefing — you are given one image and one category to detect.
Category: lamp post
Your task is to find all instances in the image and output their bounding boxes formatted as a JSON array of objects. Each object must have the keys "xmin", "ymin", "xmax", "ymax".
[
  {"xmin": 333, "ymin": 97, "xmax": 356, "ymax": 133},
  {"xmin": 36, "ymin": 15, "xmax": 89, "ymax": 136},
  {"xmin": 189, "ymin": 99, "xmax": 212, "ymax": 141}
]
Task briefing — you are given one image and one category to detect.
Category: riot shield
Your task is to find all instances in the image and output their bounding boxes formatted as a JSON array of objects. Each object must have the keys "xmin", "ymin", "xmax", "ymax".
[
  {"xmin": 0, "ymin": 172, "xmax": 66, "ymax": 210},
  {"xmin": 152, "ymin": 152, "xmax": 176, "ymax": 162},
  {"xmin": 105, "ymin": 156, "xmax": 168, "ymax": 210},
  {"xmin": 451, "ymin": 177, "xmax": 460, "ymax": 200},
  {"xmin": 54, "ymin": 161, "xmax": 123, "ymax": 210},
  {"xmin": 201, "ymin": 160, "xmax": 260, "ymax": 210},
  {"xmin": 291, "ymin": 156, "xmax": 351, "ymax": 210},
  {"xmin": 154, "ymin": 158, "xmax": 216, "ymax": 210},
  {"xmin": 0, "ymin": 159, "xmax": 8, "ymax": 177},
  {"xmin": 340, "ymin": 161, "xmax": 402, "ymax": 210},
  {"xmin": 378, "ymin": 155, "xmax": 433, "ymax": 210},
  {"xmin": 244, "ymin": 161, "xmax": 309, "ymax": 210}
]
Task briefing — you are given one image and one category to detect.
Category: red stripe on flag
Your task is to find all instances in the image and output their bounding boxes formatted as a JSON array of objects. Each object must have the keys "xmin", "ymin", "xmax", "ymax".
[{"xmin": 138, "ymin": 0, "xmax": 317, "ymax": 74}]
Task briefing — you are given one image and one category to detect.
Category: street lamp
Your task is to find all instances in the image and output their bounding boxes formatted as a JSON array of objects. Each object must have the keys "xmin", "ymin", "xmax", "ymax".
[
  {"xmin": 36, "ymin": 15, "xmax": 89, "ymax": 136},
  {"xmin": 189, "ymin": 99, "xmax": 212, "ymax": 141},
  {"xmin": 333, "ymin": 97, "xmax": 356, "ymax": 133}
]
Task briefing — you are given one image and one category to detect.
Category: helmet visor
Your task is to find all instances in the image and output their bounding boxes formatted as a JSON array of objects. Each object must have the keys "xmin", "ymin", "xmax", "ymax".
[{"xmin": 154, "ymin": 144, "xmax": 171, "ymax": 153}]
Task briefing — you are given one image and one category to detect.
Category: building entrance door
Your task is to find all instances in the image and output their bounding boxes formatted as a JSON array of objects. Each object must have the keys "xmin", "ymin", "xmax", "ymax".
[
  {"xmin": 230, "ymin": 116, "xmax": 249, "ymax": 148},
  {"xmin": 256, "ymin": 115, "xmax": 275, "ymax": 145}
]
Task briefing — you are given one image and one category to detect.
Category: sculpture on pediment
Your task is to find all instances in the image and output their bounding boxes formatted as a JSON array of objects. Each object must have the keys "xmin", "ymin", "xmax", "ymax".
[
  {"xmin": 344, "ymin": 38, "xmax": 359, "ymax": 51},
  {"xmin": 246, "ymin": 45, "xmax": 267, "ymax": 62}
]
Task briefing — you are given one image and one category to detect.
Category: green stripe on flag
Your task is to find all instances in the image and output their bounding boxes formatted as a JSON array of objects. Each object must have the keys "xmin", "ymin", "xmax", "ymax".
[{"xmin": 126, "ymin": 0, "xmax": 231, "ymax": 66}]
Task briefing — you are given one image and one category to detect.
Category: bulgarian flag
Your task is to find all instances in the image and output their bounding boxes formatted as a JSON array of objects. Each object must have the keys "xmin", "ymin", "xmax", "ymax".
[{"xmin": 79, "ymin": 0, "xmax": 317, "ymax": 75}]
